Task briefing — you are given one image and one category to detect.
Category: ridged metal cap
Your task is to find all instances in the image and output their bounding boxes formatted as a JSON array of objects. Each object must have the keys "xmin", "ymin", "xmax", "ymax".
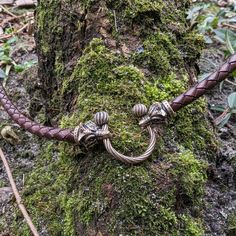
[
  {"xmin": 132, "ymin": 104, "xmax": 148, "ymax": 117},
  {"xmin": 161, "ymin": 101, "xmax": 175, "ymax": 117},
  {"xmin": 94, "ymin": 111, "xmax": 109, "ymax": 126}
]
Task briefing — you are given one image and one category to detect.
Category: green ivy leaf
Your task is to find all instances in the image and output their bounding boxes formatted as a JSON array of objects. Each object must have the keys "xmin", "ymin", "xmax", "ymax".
[
  {"xmin": 14, "ymin": 64, "xmax": 25, "ymax": 73},
  {"xmin": 219, "ymin": 81, "xmax": 224, "ymax": 92},
  {"xmin": 0, "ymin": 68, "xmax": 6, "ymax": 80},
  {"xmin": 211, "ymin": 16, "xmax": 219, "ymax": 29},
  {"xmin": 210, "ymin": 104, "xmax": 225, "ymax": 112},
  {"xmin": 228, "ymin": 92, "xmax": 236, "ymax": 109},
  {"xmin": 198, "ymin": 72, "xmax": 212, "ymax": 82},
  {"xmin": 214, "ymin": 29, "xmax": 236, "ymax": 48},
  {"xmin": 226, "ymin": 30, "xmax": 235, "ymax": 55},
  {"xmin": 6, "ymin": 36, "xmax": 18, "ymax": 45},
  {"xmin": 218, "ymin": 113, "xmax": 231, "ymax": 128}
]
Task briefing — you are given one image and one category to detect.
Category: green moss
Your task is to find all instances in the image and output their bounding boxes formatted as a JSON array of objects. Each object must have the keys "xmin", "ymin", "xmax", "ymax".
[
  {"xmin": 144, "ymin": 73, "xmax": 187, "ymax": 102},
  {"xmin": 168, "ymin": 150, "xmax": 207, "ymax": 205},
  {"xmin": 180, "ymin": 215, "xmax": 204, "ymax": 236},
  {"xmin": 0, "ymin": 179, "xmax": 5, "ymax": 188},
  {"xmin": 123, "ymin": 0, "xmax": 164, "ymax": 19},
  {"xmin": 106, "ymin": 0, "xmax": 190, "ymax": 35},
  {"xmin": 169, "ymin": 99, "xmax": 217, "ymax": 152},
  {"xmin": 133, "ymin": 32, "xmax": 184, "ymax": 75},
  {"xmin": 62, "ymin": 39, "xmax": 152, "ymax": 152},
  {"xmin": 12, "ymin": 145, "xmax": 206, "ymax": 235},
  {"xmin": 227, "ymin": 212, "xmax": 236, "ymax": 236},
  {"xmin": 179, "ymin": 32, "xmax": 205, "ymax": 62}
]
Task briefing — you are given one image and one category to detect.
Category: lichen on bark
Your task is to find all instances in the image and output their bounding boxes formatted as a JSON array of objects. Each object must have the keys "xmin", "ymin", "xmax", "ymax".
[{"xmin": 11, "ymin": 0, "xmax": 219, "ymax": 235}]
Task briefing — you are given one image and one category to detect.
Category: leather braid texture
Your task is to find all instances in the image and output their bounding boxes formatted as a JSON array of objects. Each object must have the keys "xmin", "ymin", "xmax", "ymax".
[
  {"xmin": 0, "ymin": 85, "xmax": 75, "ymax": 142},
  {"xmin": 0, "ymin": 53, "xmax": 235, "ymax": 143},
  {"xmin": 170, "ymin": 53, "xmax": 236, "ymax": 112}
]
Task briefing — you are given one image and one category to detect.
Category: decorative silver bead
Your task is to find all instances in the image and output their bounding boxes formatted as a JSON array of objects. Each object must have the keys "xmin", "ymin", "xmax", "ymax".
[
  {"xmin": 94, "ymin": 111, "xmax": 109, "ymax": 126},
  {"xmin": 132, "ymin": 104, "xmax": 148, "ymax": 117}
]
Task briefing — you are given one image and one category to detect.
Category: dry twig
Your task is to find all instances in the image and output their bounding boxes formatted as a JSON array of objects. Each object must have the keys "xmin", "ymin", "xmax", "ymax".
[
  {"xmin": 214, "ymin": 107, "xmax": 230, "ymax": 125},
  {"xmin": 1, "ymin": 15, "xmax": 24, "ymax": 27},
  {"xmin": 0, "ymin": 148, "xmax": 39, "ymax": 236},
  {"xmin": 222, "ymin": 23, "xmax": 236, "ymax": 30},
  {"xmin": 0, "ymin": 22, "xmax": 30, "ymax": 40},
  {"xmin": 0, "ymin": 5, "xmax": 17, "ymax": 17},
  {"xmin": 225, "ymin": 79, "xmax": 236, "ymax": 86},
  {"xmin": 0, "ymin": 12, "xmax": 34, "ymax": 28}
]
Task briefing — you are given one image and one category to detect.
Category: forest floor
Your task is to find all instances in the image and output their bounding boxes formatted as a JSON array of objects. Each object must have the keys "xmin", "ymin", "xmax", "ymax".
[
  {"xmin": 199, "ymin": 50, "xmax": 236, "ymax": 235},
  {"xmin": 0, "ymin": 1, "xmax": 236, "ymax": 235}
]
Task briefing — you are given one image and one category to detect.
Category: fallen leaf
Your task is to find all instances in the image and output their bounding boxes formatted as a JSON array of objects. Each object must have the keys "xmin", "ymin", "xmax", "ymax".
[{"xmin": 1, "ymin": 126, "xmax": 21, "ymax": 145}]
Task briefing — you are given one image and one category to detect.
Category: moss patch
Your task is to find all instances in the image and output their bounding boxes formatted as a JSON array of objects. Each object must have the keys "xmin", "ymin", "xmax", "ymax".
[
  {"xmin": 13, "ymin": 145, "xmax": 206, "ymax": 235},
  {"xmin": 227, "ymin": 212, "xmax": 236, "ymax": 236}
]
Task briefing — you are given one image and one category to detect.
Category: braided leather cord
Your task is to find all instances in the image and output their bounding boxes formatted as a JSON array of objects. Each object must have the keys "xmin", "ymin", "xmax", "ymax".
[
  {"xmin": 0, "ymin": 53, "xmax": 236, "ymax": 145},
  {"xmin": 0, "ymin": 84, "xmax": 75, "ymax": 142},
  {"xmin": 170, "ymin": 53, "xmax": 236, "ymax": 112}
]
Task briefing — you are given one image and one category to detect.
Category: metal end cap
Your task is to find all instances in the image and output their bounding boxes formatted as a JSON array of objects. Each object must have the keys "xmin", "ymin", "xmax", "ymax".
[
  {"xmin": 94, "ymin": 111, "xmax": 109, "ymax": 126},
  {"xmin": 132, "ymin": 104, "xmax": 148, "ymax": 118},
  {"xmin": 161, "ymin": 101, "xmax": 175, "ymax": 117}
]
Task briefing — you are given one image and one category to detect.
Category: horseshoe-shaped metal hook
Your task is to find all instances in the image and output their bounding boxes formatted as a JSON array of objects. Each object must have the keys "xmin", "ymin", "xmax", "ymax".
[
  {"xmin": 102, "ymin": 124, "xmax": 156, "ymax": 164},
  {"xmin": 92, "ymin": 102, "xmax": 174, "ymax": 164}
]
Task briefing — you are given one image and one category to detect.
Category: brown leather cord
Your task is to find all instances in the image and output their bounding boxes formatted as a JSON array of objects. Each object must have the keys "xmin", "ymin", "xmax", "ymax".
[
  {"xmin": 170, "ymin": 53, "xmax": 236, "ymax": 112},
  {"xmin": 0, "ymin": 85, "xmax": 75, "ymax": 142},
  {"xmin": 0, "ymin": 52, "xmax": 236, "ymax": 143}
]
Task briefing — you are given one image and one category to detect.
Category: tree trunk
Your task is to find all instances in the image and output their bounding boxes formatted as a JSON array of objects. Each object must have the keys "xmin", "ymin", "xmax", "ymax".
[{"xmin": 14, "ymin": 0, "xmax": 217, "ymax": 235}]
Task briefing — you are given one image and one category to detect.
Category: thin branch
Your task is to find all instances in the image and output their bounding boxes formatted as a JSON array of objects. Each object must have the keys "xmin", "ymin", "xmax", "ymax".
[
  {"xmin": 222, "ymin": 23, "xmax": 236, "ymax": 30},
  {"xmin": 1, "ymin": 15, "xmax": 23, "ymax": 27},
  {"xmin": 113, "ymin": 10, "xmax": 118, "ymax": 32},
  {"xmin": 0, "ymin": 148, "xmax": 39, "ymax": 236},
  {"xmin": 214, "ymin": 107, "xmax": 230, "ymax": 125},
  {"xmin": 0, "ymin": 12, "xmax": 34, "ymax": 28},
  {"xmin": 225, "ymin": 79, "xmax": 236, "ymax": 87},
  {"xmin": 0, "ymin": 23, "xmax": 29, "ymax": 40},
  {"xmin": 0, "ymin": 5, "xmax": 17, "ymax": 17}
]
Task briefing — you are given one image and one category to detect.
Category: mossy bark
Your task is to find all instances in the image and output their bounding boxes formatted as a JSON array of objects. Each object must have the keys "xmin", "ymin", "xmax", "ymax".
[{"xmin": 12, "ymin": 0, "xmax": 219, "ymax": 235}]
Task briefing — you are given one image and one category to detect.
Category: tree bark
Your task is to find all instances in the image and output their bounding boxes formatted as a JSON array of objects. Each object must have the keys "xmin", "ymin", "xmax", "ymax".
[{"xmin": 14, "ymin": 0, "xmax": 218, "ymax": 235}]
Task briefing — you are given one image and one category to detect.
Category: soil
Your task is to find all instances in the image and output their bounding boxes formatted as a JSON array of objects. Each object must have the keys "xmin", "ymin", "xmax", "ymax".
[
  {"xmin": 0, "ymin": 28, "xmax": 42, "ymax": 235},
  {"xmin": 199, "ymin": 49, "xmax": 236, "ymax": 236}
]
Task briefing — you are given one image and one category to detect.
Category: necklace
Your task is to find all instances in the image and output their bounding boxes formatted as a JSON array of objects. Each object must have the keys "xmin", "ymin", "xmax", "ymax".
[{"xmin": 0, "ymin": 53, "xmax": 236, "ymax": 164}]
